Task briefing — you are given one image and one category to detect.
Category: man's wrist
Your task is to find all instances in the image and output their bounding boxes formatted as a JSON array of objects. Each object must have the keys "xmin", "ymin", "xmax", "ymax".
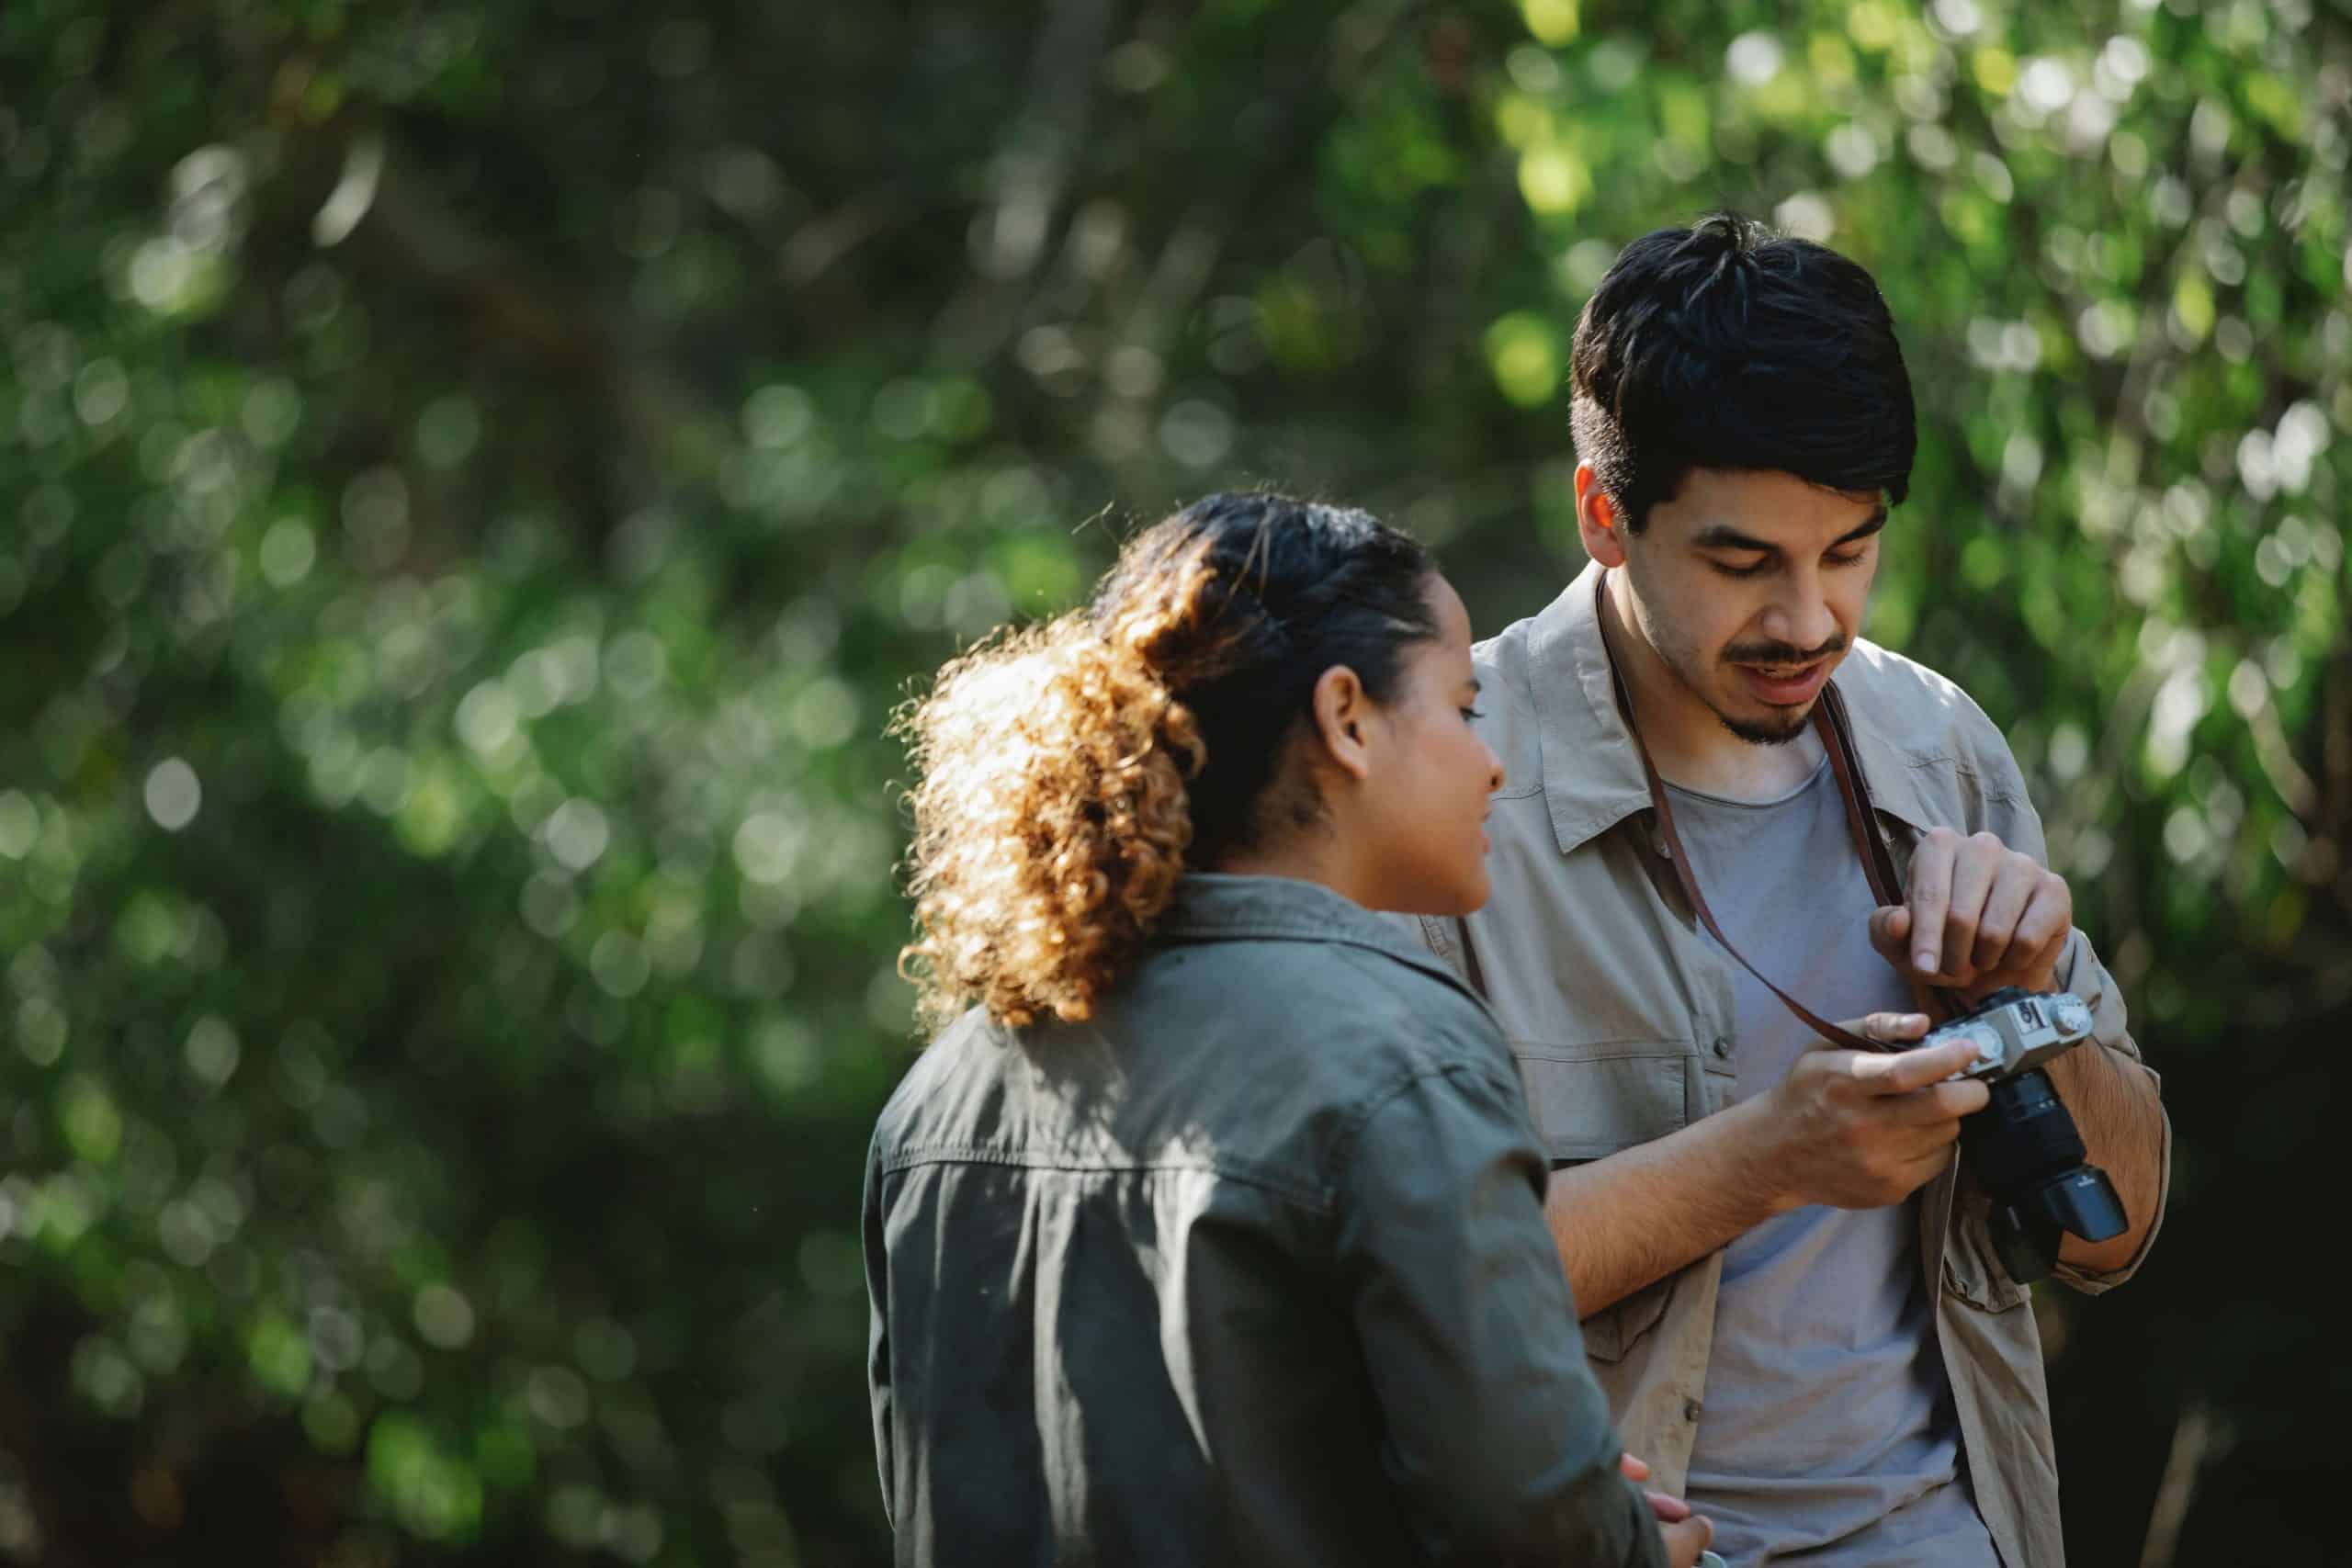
[{"xmin": 1713, "ymin": 1094, "xmax": 1801, "ymax": 1220}]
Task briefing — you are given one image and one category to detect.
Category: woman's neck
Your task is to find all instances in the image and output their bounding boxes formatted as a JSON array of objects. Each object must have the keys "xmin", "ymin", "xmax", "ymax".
[{"xmin": 1212, "ymin": 835, "xmax": 1369, "ymax": 908}]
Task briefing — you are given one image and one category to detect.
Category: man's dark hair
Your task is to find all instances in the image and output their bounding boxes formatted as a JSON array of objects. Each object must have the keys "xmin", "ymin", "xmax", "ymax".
[{"xmin": 1568, "ymin": 212, "xmax": 1917, "ymax": 531}]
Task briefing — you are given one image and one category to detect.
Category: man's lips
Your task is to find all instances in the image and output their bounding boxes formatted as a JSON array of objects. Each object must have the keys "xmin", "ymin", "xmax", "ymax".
[{"xmin": 1734, "ymin": 659, "xmax": 1831, "ymax": 705}]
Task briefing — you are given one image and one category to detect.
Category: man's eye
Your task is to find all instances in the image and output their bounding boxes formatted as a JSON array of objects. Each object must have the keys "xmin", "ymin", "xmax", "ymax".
[
  {"xmin": 1826, "ymin": 549, "xmax": 1867, "ymax": 569},
  {"xmin": 1708, "ymin": 558, "xmax": 1771, "ymax": 579},
  {"xmin": 1460, "ymin": 706, "xmax": 1486, "ymax": 722}
]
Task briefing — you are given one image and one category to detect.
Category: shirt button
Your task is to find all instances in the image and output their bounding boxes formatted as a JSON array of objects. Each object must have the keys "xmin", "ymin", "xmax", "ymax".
[
  {"xmin": 1711, "ymin": 1035, "xmax": 1733, "ymax": 1059},
  {"xmin": 1683, "ymin": 1397, "xmax": 1703, "ymax": 1423}
]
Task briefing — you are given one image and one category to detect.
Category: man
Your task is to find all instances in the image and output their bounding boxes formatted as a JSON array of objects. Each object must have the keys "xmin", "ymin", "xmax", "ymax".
[{"xmin": 1405, "ymin": 215, "xmax": 2170, "ymax": 1567}]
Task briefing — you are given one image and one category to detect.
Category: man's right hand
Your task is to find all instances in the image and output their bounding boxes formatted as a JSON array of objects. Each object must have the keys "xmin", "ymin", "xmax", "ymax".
[{"xmin": 1756, "ymin": 1011, "xmax": 1990, "ymax": 1211}]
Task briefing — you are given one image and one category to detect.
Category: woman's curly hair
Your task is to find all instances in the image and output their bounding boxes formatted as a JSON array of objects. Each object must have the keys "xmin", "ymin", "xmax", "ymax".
[{"xmin": 895, "ymin": 491, "xmax": 1437, "ymax": 1033}]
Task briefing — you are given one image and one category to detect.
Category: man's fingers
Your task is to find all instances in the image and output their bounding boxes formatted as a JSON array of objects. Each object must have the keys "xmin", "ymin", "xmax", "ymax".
[
  {"xmin": 1905, "ymin": 831, "xmax": 1957, "ymax": 979},
  {"xmin": 1971, "ymin": 864, "xmax": 2036, "ymax": 971},
  {"xmin": 1849, "ymin": 1036, "xmax": 1977, "ymax": 1092},
  {"xmin": 2022, "ymin": 925, "xmax": 2071, "ymax": 987},
  {"xmin": 2008, "ymin": 883, "xmax": 2071, "ymax": 964},
  {"xmin": 1645, "ymin": 1489, "xmax": 1691, "ymax": 1523},
  {"xmin": 1886, "ymin": 1077, "xmax": 1991, "ymax": 1123},
  {"xmin": 1620, "ymin": 1454, "xmax": 1652, "ymax": 1483},
  {"xmin": 1939, "ymin": 835, "xmax": 2000, "ymax": 977},
  {"xmin": 1868, "ymin": 905, "xmax": 1912, "ymax": 966},
  {"xmin": 1832, "ymin": 1010, "xmax": 1931, "ymax": 1047}
]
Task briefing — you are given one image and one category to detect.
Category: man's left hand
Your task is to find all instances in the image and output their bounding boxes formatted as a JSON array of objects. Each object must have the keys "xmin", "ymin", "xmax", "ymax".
[{"xmin": 1869, "ymin": 827, "xmax": 2071, "ymax": 996}]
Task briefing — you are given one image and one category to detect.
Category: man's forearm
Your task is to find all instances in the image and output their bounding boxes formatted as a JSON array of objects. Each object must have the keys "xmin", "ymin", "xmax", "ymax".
[
  {"xmin": 1544, "ymin": 1095, "xmax": 1789, "ymax": 1317},
  {"xmin": 2046, "ymin": 1037, "xmax": 2165, "ymax": 1274}
]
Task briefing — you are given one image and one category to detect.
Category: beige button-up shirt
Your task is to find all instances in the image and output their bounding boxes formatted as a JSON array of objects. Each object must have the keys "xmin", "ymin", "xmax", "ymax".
[{"xmin": 1404, "ymin": 563, "xmax": 2172, "ymax": 1568}]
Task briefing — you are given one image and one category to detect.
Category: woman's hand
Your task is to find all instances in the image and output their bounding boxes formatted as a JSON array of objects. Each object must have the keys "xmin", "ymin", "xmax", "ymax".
[{"xmin": 1620, "ymin": 1455, "xmax": 1713, "ymax": 1567}]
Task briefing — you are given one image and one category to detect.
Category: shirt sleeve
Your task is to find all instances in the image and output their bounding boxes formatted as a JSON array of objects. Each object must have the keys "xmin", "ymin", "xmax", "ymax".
[
  {"xmin": 1984, "ymin": 767, "xmax": 2173, "ymax": 1293},
  {"xmin": 2043, "ymin": 925, "xmax": 2173, "ymax": 1292},
  {"xmin": 1334, "ymin": 1058, "xmax": 1667, "ymax": 1568}
]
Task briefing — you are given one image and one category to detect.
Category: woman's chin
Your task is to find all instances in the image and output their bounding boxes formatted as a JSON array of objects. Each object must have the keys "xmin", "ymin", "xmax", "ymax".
[{"xmin": 1415, "ymin": 873, "xmax": 1489, "ymax": 919}]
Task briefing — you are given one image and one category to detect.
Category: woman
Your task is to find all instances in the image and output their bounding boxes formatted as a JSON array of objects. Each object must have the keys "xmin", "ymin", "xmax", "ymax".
[{"xmin": 865, "ymin": 491, "xmax": 1712, "ymax": 1567}]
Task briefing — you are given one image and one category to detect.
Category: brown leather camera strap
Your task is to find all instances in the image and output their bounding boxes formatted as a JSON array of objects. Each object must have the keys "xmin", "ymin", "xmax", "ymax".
[{"xmin": 1596, "ymin": 571, "xmax": 1953, "ymax": 1052}]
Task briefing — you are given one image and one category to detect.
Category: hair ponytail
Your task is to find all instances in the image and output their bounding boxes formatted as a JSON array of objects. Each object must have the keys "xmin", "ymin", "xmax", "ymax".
[
  {"xmin": 896, "ymin": 492, "xmax": 1436, "ymax": 1032},
  {"xmin": 897, "ymin": 610, "xmax": 1203, "ymax": 1033}
]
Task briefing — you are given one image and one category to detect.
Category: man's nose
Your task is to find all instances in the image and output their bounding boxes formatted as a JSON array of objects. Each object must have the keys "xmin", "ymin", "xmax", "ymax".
[{"xmin": 1766, "ymin": 572, "xmax": 1839, "ymax": 653}]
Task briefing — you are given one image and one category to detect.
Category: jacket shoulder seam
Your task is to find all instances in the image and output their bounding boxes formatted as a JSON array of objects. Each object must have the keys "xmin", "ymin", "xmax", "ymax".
[{"xmin": 876, "ymin": 1143, "xmax": 1335, "ymax": 1213}]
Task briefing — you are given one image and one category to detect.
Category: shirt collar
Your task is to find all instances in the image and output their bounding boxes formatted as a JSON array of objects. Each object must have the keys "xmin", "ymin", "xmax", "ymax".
[{"xmin": 1528, "ymin": 560, "xmax": 1940, "ymax": 855}]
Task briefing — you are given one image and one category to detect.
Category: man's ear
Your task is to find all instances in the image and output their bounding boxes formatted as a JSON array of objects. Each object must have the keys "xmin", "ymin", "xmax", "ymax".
[
  {"xmin": 1307, "ymin": 665, "xmax": 1374, "ymax": 784},
  {"xmin": 1576, "ymin": 462, "xmax": 1628, "ymax": 568}
]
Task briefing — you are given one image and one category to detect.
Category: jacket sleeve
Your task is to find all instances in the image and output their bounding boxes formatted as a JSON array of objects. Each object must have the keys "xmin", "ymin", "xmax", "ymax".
[
  {"xmin": 860, "ymin": 1136, "xmax": 897, "ymax": 1530},
  {"xmin": 1334, "ymin": 1059, "xmax": 1668, "ymax": 1568}
]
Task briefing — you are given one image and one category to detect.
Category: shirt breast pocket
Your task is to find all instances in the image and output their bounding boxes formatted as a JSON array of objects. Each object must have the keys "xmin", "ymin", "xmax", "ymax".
[
  {"xmin": 1511, "ymin": 1040, "xmax": 1698, "ymax": 1163},
  {"xmin": 1511, "ymin": 1040, "xmax": 1701, "ymax": 1363}
]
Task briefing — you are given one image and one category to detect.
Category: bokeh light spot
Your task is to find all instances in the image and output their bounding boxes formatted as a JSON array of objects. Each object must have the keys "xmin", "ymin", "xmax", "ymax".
[{"xmin": 144, "ymin": 759, "xmax": 202, "ymax": 831}]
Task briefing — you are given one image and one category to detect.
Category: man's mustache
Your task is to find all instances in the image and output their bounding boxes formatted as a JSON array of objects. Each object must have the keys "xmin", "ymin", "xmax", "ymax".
[{"xmin": 1721, "ymin": 634, "xmax": 1849, "ymax": 666}]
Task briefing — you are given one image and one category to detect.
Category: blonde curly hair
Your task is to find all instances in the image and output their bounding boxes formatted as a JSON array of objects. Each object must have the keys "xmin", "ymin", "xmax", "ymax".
[{"xmin": 896, "ymin": 493, "xmax": 1435, "ymax": 1032}]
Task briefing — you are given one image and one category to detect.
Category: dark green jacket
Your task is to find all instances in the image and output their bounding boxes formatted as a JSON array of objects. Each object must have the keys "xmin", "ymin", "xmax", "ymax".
[{"xmin": 863, "ymin": 874, "xmax": 1667, "ymax": 1567}]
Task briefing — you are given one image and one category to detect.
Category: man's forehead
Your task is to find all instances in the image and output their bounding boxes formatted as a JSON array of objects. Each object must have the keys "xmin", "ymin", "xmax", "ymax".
[{"xmin": 1657, "ymin": 468, "xmax": 1884, "ymax": 544}]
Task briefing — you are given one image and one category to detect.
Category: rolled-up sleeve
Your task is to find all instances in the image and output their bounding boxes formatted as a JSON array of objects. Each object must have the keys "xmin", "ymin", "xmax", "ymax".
[
  {"xmin": 2046, "ymin": 926, "xmax": 2172, "ymax": 1293},
  {"xmin": 1977, "ymin": 768, "xmax": 2171, "ymax": 1292},
  {"xmin": 1335, "ymin": 1060, "xmax": 1666, "ymax": 1568}
]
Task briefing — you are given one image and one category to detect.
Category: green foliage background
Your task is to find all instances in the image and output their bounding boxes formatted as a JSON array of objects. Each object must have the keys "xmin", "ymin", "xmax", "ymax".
[{"xmin": 0, "ymin": 0, "xmax": 2343, "ymax": 1562}]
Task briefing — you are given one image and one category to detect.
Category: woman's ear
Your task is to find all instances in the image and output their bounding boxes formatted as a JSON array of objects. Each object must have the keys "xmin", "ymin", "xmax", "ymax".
[{"xmin": 1307, "ymin": 665, "xmax": 1374, "ymax": 783}]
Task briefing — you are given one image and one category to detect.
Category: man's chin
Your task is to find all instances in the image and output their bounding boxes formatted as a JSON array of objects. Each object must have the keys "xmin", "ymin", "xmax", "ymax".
[{"xmin": 1717, "ymin": 704, "xmax": 1814, "ymax": 746}]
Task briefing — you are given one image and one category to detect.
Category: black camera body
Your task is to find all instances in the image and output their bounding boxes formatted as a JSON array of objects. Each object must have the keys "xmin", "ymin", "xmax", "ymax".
[{"xmin": 1920, "ymin": 987, "xmax": 2129, "ymax": 1284}]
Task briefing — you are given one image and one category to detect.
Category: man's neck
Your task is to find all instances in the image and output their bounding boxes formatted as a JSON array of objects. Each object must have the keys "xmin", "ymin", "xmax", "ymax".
[{"xmin": 1599, "ymin": 570, "xmax": 1824, "ymax": 803}]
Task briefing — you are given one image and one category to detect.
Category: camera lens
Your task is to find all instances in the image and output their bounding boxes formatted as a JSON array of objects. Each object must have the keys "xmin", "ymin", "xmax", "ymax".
[
  {"xmin": 1962, "ymin": 1068, "xmax": 2086, "ymax": 1197},
  {"xmin": 2032, "ymin": 1167, "xmax": 2128, "ymax": 1247},
  {"xmin": 1962, "ymin": 1065, "xmax": 2127, "ymax": 1280}
]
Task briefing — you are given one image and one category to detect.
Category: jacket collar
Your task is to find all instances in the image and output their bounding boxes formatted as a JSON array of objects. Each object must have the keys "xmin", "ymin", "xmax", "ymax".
[
  {"xmin": 1529, "ymin": 561, "xmax": 1941, "ymax": 855},
  {"xmin": 1158, "ymin": 874, "xmax": 1470, "ymax": 990}
]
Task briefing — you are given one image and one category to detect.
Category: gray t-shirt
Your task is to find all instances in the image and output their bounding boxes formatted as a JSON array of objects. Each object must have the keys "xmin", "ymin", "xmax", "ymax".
[{"xmin": 1668, "ymin": 760, "xmax": 1998, "ymax": 1568}]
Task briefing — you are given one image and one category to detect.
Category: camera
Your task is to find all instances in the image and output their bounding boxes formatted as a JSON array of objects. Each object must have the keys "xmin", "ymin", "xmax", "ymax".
[{"xmin": 1920, "ymin": 987, "xmax": 2128, "ymax": 1285}]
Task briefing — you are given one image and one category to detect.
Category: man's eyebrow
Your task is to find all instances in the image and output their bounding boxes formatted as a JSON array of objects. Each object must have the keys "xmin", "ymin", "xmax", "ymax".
[
  {"xmin": 1690, "ymin": 508, "xmax": 1890, "ymax": 555},
  {"xmin": 1690, "ymin": 523, "xmax": 1779, "ymax": 554},
  {"xmin": 1834, "ymin": 508, "xmax": 1891, "ymax": 547},
  {"xmin": 1464, "ymin": 676, "xmax": 1483, "ymax": 695}
]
